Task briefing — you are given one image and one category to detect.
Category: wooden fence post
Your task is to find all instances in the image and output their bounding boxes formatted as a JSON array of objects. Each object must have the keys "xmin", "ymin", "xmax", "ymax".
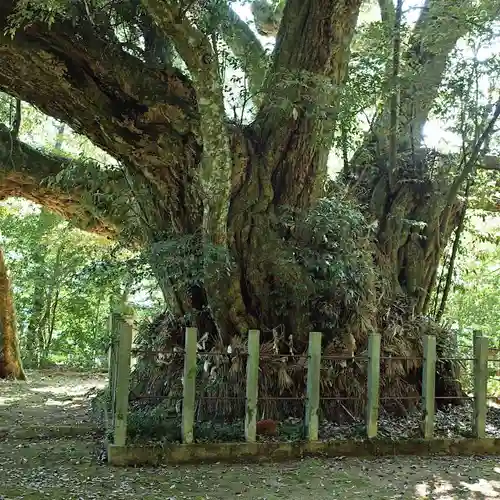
[
  {"xmin": 305, "ymin": 331, "xmax": 322, "ymax": 441},
  {"xmin": 130, "ymin": 322, "xmax": 138, "ymax": 371},
  {"xmin": 112, "ymin": 304, "xmax": 134, "ymax": 447},
  {"xmin": 366, "ymin": 332, "xmax": 381, "ymax": 439},
  {"xmin": 473, "ymin": 332, "xmax": 488, "ymax": 438},
  {"xmin": 245, "ymin": 329, "xmax": 260, "ymax": 442},
  {"xmin": 182, "ymin": 327, "xmax": 198, "ymax": 444},
  {"xmin": 421, "ymin": 335, "xmax": 436, "ymax": 439},
  {"xmin": 108, "ymin": 311, "xmax": 118, "ymax": 421}
]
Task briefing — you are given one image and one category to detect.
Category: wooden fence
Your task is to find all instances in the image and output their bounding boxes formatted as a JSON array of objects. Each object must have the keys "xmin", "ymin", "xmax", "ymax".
[{"xmin": 107, "ymin": 306, "xmax": 491, "ymax": 448}]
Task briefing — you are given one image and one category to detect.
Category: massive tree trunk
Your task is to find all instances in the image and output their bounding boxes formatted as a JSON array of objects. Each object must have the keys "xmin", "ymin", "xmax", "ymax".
[
  {"xmin": 137, "ymin": 0, "xmax": 365, "ymax": 343},
  {"xmin": 349, "ymin": 148, "xmax": 464, "ymax": 317},
  {"xmin": 0, "ymin": 245, "xmax": 26, "ymax": 380},
  {"xmin": 346, "ymin": 0, "xmax": 500, "ymax": 316},
  {"xmin": 0, "ymin": 0, "xmax": 498, "ymax": 416}
]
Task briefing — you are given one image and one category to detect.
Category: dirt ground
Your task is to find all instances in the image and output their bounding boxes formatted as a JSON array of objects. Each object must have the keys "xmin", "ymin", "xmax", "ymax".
[
  {"xmin": 1, "ymin": 372, "xmax": 500, "ymax": 499},
  {"xmin": 0, "ymin": 370, "xmax": 107, "ymax": 428}
]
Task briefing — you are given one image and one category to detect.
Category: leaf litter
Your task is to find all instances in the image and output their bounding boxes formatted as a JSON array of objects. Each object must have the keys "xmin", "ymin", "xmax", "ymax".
[{"xmin": 1, "ymin": 371, "xmax": 500, "ymax": 498}]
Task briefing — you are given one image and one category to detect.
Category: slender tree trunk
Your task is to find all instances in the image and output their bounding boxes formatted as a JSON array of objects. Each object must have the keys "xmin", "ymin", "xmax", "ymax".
[
  {"xmin": 25, "ymin": 280, "xmax": 45, "ymax": 367},
  {"xmin": 44, "ymin": 288, "xmax": 59, "ymax": 361},
  {"xmin": 39, "ymin": 237, "xmax": 65, "ymax": 363},
  {"xmin": 435, "ymin": 180, "xmax": 470, "ymax": 321},
  {"xmin": 0, "ymin": 246, "xmax": 26, "ymax": 380},
  {"xmin": 53, "ymin": 123, "xmax": 66, "ymax": 152}
]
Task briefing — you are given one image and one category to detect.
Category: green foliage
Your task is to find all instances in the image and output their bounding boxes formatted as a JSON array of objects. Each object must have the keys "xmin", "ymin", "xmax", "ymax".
[
  {"xmin": 150, "ymin": 233, "xmax": 231, "ymax": 293},
  {"xmin": 0, "ymin": 199, "xmax": 141, "ymax": 368},
  {"xmin": 291, "ymin": 198, "xmax": 370, "ymax": 289},
  {"xmin": 444, "ymin": 217, "xmax": 500, "ymax": 338},
  {"xmin": 126, "ymin": 406, "xmax": 307, "ymax": 443},
  {"xmin": 126, "ymin": 404, "xmax": 245, "ymax": 443},
  {"xmin": 439, "ymin": 216, "xmax": 500, "ymax": 392},
  {"xmin": 127, "ymin": 406, "xmax": 181, "ymax": 442},
  {"xmin": 6, "ymin": 0, "xmax": 71, "ymax": 33},
  {"xmin": 335, "ymin": 19, "xmax": 392, "ymax": 153},
  {"xmin": 277, "ymin": 195, "xmax": 374, "ymax": 330}
]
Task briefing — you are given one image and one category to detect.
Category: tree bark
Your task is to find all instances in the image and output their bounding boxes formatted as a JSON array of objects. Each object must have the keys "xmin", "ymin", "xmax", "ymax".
[
  {"xmin": 0, "ymin": 245, "xmax": 26, "ymax": 380},
  {"xmin": 0, "ymin": 124, "xmax": 133, "ymax": 237},
  {"xmin": 345, "ymin": 0, "xmax": 500, "ymax": 314},
  {"xmin": 253, "ymin": 0, "xmax": 363, "ymax": 208},
  {"xmin": 0, "ymin": 0, "xmax": 202, "ymax": 241},
  {"xmin": 25, "ymin": 278, "xmax": 45, "ymax": 367}
]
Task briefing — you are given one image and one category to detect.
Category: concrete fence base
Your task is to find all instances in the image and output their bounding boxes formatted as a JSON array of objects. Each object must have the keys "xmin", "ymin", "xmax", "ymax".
[{"xmin": 108, "ymin": 438, "xmax": 500, "ymax": 466}]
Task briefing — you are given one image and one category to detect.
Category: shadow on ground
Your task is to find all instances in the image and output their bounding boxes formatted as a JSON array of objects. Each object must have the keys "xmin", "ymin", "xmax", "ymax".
[{"xmin": 1, "ymin": 440, "xmax": 500, "ymax": 499}]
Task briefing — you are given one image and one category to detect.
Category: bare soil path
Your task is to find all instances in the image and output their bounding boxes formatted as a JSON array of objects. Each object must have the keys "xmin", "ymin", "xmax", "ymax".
[
  {"xmin": 1, "ymin": 371, "xmax": 500, "ymax": 499},
  {"xmin": 0, "ymin": 370, "xmax": 107, "ymax": 428}
]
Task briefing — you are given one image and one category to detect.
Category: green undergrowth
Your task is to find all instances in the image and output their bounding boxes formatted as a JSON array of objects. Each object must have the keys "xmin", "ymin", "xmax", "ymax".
[
  {"xmin": 124, "ymin": 407, "xmax": 369, "ymax": 444},
  {"xmin": 94, "ymin": 392, "xmax": 484, "ymax": 446},
  {"xmin": 91, "ymin": 389, "xmax": 314, "ymax": 443},
  {"xmin": 125, "ymin": 407, "xmax": 311, "ymax": 443}
]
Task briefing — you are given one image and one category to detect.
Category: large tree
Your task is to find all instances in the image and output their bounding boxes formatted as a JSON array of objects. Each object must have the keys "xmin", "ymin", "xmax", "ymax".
[{"xmin": 0, "ymin": 0, "xmax": 499, "ymax": 417}]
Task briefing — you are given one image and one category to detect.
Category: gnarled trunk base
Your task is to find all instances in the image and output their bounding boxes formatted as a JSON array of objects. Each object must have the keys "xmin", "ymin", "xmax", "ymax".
[{"xmin": 130, "ymin": 158, "xmax": 464, "ymax": 422}]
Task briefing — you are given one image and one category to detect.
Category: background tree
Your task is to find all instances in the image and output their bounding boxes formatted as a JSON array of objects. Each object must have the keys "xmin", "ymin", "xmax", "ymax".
[
  {"xmin": 0, "ymin": 197, "xmax": 162, "ymax": 369},
  {"xmin": 0, "ymin": 0, "xmax": 498, "ymax": 417},
  {"xmin": 0, "ymin": 242, "xmax": 26, "ymax": 379}
]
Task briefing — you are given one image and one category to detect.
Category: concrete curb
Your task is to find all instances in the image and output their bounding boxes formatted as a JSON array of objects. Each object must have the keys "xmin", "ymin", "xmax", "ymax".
[{"xmin": 108, "ymin": 437, "xmax": 500, "ymax": 466}]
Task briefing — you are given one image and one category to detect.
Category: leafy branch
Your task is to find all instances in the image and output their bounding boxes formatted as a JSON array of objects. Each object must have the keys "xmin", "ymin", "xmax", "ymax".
[{"xmin": 142, "ymin": 0, "xmax": 232, "ymax": 248}]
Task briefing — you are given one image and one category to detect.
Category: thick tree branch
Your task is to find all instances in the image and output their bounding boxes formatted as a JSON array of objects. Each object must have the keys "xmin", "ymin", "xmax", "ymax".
[
  {"xmin": 0, "ymin": 0, "xmax": 202, "ymax": 233},
  {"xmin": 0, "ymin": 123, "xmax": 130, "ymax": 237},
  {"xmin": 141, "ymin": 1, "xmax": 252, "ymax": 336},
  {"xmin": 253, "ymin": 0, "xmax": 363, "ymax": 207},
  {"xmin": 142, "ymin": 0, "xmax": 232, "ymax": 247}
]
